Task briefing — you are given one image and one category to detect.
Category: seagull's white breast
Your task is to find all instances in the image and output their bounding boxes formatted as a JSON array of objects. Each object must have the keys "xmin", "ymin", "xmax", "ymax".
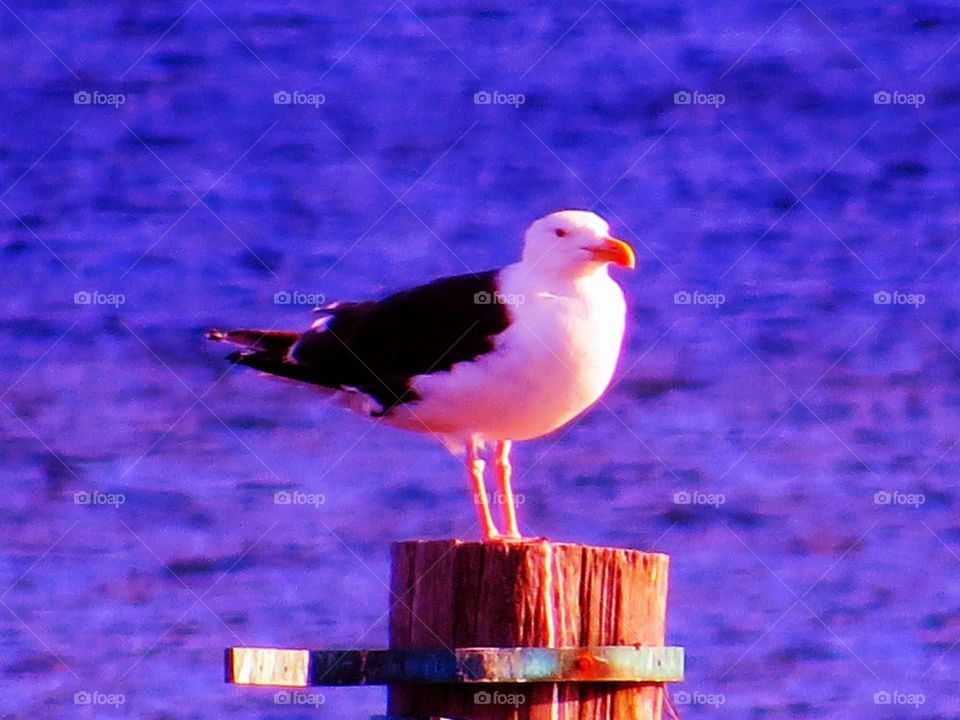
[{"xmin": 385, "ymin": 263, "xmax": 627, "ymax": 445}]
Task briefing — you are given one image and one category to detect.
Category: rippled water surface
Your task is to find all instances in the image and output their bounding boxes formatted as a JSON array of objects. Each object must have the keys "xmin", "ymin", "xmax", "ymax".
[{"xmin": 3, "ymin": 1, "xmax": 960, "ymax": 718}]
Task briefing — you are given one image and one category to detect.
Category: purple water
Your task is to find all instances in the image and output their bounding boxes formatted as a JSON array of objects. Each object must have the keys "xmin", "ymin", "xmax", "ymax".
[{"xmin": 2, "ymin": 1, "xmax": 960, "ymax": 717}]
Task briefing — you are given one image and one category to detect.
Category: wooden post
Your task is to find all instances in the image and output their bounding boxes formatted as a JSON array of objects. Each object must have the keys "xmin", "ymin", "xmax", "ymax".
[
  {"xmin": 389, "ymin": 540, "xmax": 670, "ymax": 720},
  {"xmin": 225, "ymin": 539, "xmax": 680, "ymax": 716}
]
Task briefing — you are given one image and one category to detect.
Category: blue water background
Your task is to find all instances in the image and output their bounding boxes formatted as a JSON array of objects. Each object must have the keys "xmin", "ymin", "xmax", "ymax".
[{"xmin": 2, "ymin": 1, "xmax": 960, "ymax": 717}]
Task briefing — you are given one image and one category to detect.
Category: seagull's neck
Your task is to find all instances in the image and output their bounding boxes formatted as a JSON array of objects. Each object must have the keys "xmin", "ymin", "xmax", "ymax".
[{"xmin": 503, "ymin": 261, "xmax": 613, "ymax": 298}]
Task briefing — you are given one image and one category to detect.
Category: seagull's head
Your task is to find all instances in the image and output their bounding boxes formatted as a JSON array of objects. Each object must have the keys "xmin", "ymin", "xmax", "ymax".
[{"xmin": 521, "ymin": 210, "xmax": 636, "ymax": 279}]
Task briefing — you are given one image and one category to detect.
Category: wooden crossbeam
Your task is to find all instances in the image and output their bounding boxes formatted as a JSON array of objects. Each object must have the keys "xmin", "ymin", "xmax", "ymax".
[
  {"xmin": 226, "ymin": 647, "xmax": 310, "ymax": 687},
  {"xmin": 226, "ymin": 646, "xmax": 684, "ymax": 686}
]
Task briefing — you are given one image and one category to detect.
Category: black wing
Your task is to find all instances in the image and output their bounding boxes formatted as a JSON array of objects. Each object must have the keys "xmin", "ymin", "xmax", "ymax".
[
  {"xmin": 291, "ymin": 270, "xmax": 511, "ymax": 410},
  {"xmin": 214, "ymin": 270, "xmax": 512, "ymax": 412}
]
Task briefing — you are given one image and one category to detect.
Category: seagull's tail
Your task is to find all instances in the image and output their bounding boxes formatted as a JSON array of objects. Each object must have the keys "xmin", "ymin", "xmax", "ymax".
[
  {"xmin": 206, "ymin": 328, "xmax": 299, "ymax": 353},
  {"xmin": 206, "ymin": 328, "xmax": 309, "ymax": 381}
]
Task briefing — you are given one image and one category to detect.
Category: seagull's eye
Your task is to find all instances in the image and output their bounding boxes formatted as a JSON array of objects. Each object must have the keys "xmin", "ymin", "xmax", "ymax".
[{"xmin": 554, "ymin": 228, "xmax": 568, "ymax": 238}]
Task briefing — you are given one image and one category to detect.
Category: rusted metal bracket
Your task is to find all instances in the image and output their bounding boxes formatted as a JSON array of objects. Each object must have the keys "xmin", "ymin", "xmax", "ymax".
[{"xmin": 226, "ymin": 646, "xmax": 684, "ymax": 687}]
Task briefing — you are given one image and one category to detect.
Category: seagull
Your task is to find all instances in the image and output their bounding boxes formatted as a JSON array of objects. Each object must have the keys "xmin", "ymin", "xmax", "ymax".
[{"xmin": 208, "ymin": 210, "xmax": 634, "ymax": 540}]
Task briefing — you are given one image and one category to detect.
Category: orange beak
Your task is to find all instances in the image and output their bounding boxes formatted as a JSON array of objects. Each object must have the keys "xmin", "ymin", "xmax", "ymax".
[{"xmin": 587, "ymin": 236, "xmax": 636, "ymax": 269}]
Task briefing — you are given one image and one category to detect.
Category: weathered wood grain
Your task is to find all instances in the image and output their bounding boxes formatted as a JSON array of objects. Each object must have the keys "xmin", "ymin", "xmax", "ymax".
[
  {"xmin": 229, "ymin": 647, "xmax": 682, "ymax": 686},
  {"xmin": 227, "ymin": 647, "xmax": 309, "ymax": 687},
  {"xmin": 388, "ymin": 540, "xmax": 670, "ymax": 720}
]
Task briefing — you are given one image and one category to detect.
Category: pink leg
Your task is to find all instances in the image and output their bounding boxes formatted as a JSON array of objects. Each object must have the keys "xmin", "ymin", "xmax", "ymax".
[
  {"xmin": 494, "ymin": 440, "xmax": 521, "ymax": 539},
  {"xmin": 467, "ymin": 437, "xmax": 500, "ymax": 541}
]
